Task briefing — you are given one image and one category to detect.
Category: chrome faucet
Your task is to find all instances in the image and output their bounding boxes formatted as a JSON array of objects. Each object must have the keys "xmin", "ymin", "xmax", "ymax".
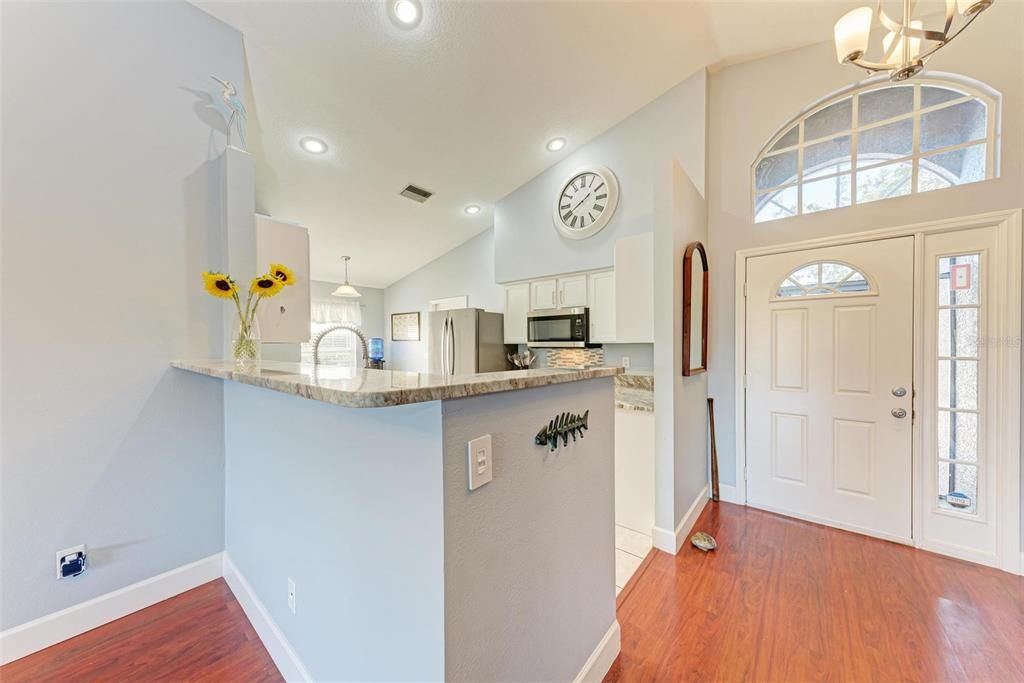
[{"xmin": 311, "ymin": 324, "xmax": 369, "ymax": 368}]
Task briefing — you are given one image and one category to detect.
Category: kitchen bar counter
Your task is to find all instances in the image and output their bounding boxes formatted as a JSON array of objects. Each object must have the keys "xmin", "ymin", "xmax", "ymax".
[
  {"xmin": 615, "ymin": 372, "xmax": 654, "ymax": 413},
  {"xmin": 171, "ymin": 359, "xmax": 621, "ymax": 408},
  {"xmin": 174, "ymin": 357, "xmax": 620, "ymax": 680}
]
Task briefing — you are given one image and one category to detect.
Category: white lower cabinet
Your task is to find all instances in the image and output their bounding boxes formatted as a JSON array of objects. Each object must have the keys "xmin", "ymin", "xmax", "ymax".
[
  {"xmin": 587, "ymin": 270, "xmax": 616, "ymax": 343},
  {"xmin": 615, "ymin": 408, "xmax": 655, "ymax": 535},
  {"xmin": 504, "ymin": 282, "xmax": 530, "ymax": 344}
]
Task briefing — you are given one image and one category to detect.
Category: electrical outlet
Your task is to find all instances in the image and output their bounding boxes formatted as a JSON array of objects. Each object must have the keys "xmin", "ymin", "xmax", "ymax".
[
  {"xmin": 622, "ymin": 356, "xmax": 631, "ymax": 369},
  {"xmin": 56, "ymin": 544, "xmax": 87, "ymax": 579},
  {"xmin": 287, "ymin": 577, "xmax": 296, "ymax": 614},
  {"xmin": 467, "ymin": 435, "xmax": 493, "ymax": 491}
]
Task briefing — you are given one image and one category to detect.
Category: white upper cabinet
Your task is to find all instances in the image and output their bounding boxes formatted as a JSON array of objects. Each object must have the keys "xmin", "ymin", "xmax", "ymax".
[
  {"xmin": 504, "ymin": 282, "xmax": 530, "ymax": 344},
  {"xmin": 587, "ymin": 270, "xmax": 616, "ymax": 343},
  {"xmin": 558, "ymin": 274, "xmax": 588, "ymax": 308},
  {"xmin": 614, "ymin": 233, "xmax": 654, "ymax": 343},
  {"xmin": 505, "ymin": 234, "xmax": 654, "ymax": 346},
  {"xmin": 531, "ymin": 279, "xmax": 558, "ymax": 310},
  {"xmin": 255, "ymin": 214, "xmax": 311, "ymax": 343}
]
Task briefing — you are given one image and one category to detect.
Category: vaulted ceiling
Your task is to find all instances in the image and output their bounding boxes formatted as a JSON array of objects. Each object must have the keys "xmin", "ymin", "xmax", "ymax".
[{"xmin": 195, "ymin": 1, "xmax": 883, "ymax": 288}]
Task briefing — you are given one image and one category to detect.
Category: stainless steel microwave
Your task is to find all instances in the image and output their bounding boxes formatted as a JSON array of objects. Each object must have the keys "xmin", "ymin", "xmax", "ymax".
[{"xmin": 527, "ymin": 307, "xmax": 591, "ymax": 348}]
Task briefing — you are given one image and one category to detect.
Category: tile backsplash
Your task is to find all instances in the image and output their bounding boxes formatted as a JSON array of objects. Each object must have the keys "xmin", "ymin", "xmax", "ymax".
[{"xmin": 546, "ymin": 348, "xmax": 605, "ymax": 369}]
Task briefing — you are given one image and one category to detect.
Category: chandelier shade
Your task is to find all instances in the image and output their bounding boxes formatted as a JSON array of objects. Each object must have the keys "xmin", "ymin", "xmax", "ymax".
[{"xmin": 833, "ymin": 0, "xmax": 993, "ymax": 81}]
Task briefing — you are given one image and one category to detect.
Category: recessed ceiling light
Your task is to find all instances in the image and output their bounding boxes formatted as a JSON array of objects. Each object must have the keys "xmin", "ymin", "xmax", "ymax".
[
  {"xmin": 546, "ymin": 137, "xmax": 566, "ymax": 152},
  {"xmin": 390, "ymin": 0, "xmax": 421, "ymax": 27},
  {"xmin": 464, "ymin": 205, "xmax": 481, "ymax": 215},
  {"xmin": 299, "ymin": 136, "xmax": 328, "ymax": 154}
]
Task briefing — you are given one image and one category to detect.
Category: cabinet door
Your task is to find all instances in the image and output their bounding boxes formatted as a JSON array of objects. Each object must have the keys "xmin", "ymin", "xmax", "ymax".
[
  {"xmin": 504, "ymin": 283, "xmax": 530, "ymax": 344},
  {"xmin": 614, "ymin": 234, "xmax": 654, "ymax": 342},
  {"xmin": 255, "ymin": 215, "xmax": 311, "ymax": 343},
  {"xmin": 531, "ymin": 279, "xmax": 558, "ymax": 310},
  {"xmin": 558, "ymin": 274, "xmax": 588, "ymax": 308},
  {"xmin": 587, "ymin": 270, "xmax": 616, "ymax": 343}
]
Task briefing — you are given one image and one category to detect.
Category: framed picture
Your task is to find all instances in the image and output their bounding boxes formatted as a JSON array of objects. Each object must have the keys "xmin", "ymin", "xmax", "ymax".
[
  {"xmin": 682, "ymin": 241, "xmax": 709, "ymax": 376},
  {"xmin": 391, "ymin": 312, "xmax": 421, "ymax": 341}
]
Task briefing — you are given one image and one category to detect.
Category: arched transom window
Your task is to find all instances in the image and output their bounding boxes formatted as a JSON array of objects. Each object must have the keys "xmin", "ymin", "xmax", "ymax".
[
  {"xmin": 776, "ymin": 261, "xmax": 871, "ymax": 299},
  {"xmin": 754, "ymin": 78, "xmax": 999, "ymax": 223}
]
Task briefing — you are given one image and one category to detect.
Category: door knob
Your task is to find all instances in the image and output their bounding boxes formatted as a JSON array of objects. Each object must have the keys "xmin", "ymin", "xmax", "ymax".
[
  {"xmin": 891, "ymin": 408, "xmax": 907, "ymax": 419},
  {"xmin": 892, "ymin": 386, "xmax": 907, "ymax": 397}
]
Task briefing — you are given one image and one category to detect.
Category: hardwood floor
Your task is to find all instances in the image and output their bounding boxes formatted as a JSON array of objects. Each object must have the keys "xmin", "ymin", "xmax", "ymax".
[
  {"xmin": 605, "ymin": 501, "xmax": 1024, "ymax": 683},
  {"xmin": 0, "ymin": 579, "xmax": 282, "ymax": 683},
  {"xmin": 5, "ymin": 505, "xmax": 1022, "ymax": 682}
]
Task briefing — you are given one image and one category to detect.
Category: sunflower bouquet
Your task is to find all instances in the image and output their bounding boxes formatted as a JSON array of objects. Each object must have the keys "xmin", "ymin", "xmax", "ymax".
[{"xmin": 202, "ymin": 263, "xmax": 296, "ymax": 367}]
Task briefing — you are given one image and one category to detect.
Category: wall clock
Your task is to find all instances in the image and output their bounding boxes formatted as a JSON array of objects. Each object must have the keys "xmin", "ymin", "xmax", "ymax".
[{"xmin": 552, "ymin": 166, "xmax": 620, "ymax": 240}]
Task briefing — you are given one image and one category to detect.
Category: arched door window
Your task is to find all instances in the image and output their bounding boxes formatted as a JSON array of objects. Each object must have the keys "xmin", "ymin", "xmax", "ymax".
[
  {"xmin": 775, "ymin": 261, "xmax": 872, "ymax": 299},
  {"xmin": 754, "ymin": 77, "xmax": 999, "ymax": 223}
]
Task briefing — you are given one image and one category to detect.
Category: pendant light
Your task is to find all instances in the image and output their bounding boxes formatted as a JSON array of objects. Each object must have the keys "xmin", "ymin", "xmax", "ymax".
[
  {"xmin": 833, "ymin": 0, "xmax": 993, "ymax": 81},
  {"xmin": 332, "ymin": 256, "xmax": 362, "ymax": 298}
]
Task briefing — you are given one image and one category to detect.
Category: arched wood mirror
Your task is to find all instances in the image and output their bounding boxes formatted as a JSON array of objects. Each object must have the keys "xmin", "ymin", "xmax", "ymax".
[{"xmin": 682, "ymin": 241, "xmax": 709, "ymax": 376}]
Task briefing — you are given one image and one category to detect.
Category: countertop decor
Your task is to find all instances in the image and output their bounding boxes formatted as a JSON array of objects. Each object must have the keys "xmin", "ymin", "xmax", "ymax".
[
  {"xmin": 202, "ymin": 263, "xmax": 296, "ymax": 369},
  {"xmin": 172, "ymin": 360, "xmax": 622, "ymax": 409}
]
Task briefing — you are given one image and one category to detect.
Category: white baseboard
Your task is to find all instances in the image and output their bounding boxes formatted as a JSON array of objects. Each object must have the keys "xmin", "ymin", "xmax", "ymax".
[
  {"xmin": 0, "ymin": 553, "xmax": 222, "ymax": 665},
  {"xmin": 222, "ymin": 553, "xmax": 311, "ymax": 683},
  {"xmin": 572, "ymin": 620, "xmax": 621, "ymax": 683},
  {"xmin": 652, "ymin": 484, "xmax": 710, "ymax": 554},
  {"xmin": 716, "ymin": 483, "xmax": 744, "ymax": 504}
]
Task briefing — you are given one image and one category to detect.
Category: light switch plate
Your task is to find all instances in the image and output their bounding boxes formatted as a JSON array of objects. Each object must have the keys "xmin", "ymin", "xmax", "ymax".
[{"xmin": 467, "ymin": 435, "xmax": 493, "ymax": 491}]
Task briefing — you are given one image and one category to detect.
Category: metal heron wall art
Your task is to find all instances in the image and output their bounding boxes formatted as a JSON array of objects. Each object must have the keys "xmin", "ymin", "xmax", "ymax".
[{"xmin": 211, "ymin": 75, "xmax": 247, "ymax": 150}]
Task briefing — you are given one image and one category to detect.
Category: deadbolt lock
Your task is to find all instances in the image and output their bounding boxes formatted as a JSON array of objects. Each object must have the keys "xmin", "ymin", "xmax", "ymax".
[{"xmin": 892, "ymin": 386, "xmax": 907, "ymax": 397}]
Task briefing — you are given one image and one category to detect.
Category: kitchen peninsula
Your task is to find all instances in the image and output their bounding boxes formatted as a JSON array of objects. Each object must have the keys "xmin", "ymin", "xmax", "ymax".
[{"xmin": 172, "ymin": 360, "xmax": 622, "ymax": 682}]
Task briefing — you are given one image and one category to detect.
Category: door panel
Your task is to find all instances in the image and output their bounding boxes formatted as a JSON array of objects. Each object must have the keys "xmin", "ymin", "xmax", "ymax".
[
  {"xmin": 448, "ymin": 308, "xmax": 479, "ymax": 375},
  {"xmin": 746, "ymin": 237, "xmax": 914, "ymax": 542},
  {"xmin": 558, "ymin": 275, "xmax": 588, "ymax": 307},
  {"xmin": 531, "ymin": 280, "xmax": 557, "ymax": 310}
]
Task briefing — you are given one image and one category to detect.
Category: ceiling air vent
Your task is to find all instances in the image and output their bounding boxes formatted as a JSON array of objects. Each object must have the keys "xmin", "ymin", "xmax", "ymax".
[{"xmin": 400, "ymin": 184, "xmax": 433, "ymax": 203}]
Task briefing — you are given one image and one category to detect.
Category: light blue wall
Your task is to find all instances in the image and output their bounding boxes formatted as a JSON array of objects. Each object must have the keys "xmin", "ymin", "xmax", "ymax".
[
  {"xmin": 494, "ymin": 74, "xmax": 707, "ymax": 284},
  {"xmin": 382, "ymin": 228, "xmax": 503, "ymax": 372},
  {"xmin": 224, "ymin": 382, "xmax": 445, "ymax": 680},
  {"xmin": 0, "ymin": 0, "xmax": 243, "ymax": 628},
  {"xmin": 441, "ymin": 378, "xmax": 616, "ymax": 681}
]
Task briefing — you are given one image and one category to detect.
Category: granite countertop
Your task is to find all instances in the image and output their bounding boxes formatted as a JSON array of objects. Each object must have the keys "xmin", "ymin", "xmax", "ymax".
[
  {"xmin": 615, "ymin": 373, "xmax": 654, "ymax": 413},
  {"xmin": 171, "ymin": 360, "xmax": 622, "ymax": 409}
]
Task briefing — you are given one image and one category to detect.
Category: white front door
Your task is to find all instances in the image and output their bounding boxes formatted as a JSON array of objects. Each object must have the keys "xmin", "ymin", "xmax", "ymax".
[{"xmin": 745, "ymin": 237, "xmax": 915, "ymax": 542}]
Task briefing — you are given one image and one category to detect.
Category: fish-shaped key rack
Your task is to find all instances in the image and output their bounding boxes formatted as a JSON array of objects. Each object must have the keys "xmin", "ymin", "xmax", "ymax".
[{"xmin": 535, "ymin": 410, "xmax": 589, "ymax": 451}]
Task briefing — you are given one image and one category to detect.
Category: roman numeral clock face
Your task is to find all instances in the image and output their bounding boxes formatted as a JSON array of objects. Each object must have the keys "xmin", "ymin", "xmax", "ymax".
[{"xmin": 552, "ymin": 166, "xmax": 620, "ymax": 240}]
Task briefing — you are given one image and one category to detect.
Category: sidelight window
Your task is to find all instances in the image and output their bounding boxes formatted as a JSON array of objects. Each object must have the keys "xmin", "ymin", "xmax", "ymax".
[{"xmin": 936, "ymin": 253, "xmax": 982, "ymax": 514}]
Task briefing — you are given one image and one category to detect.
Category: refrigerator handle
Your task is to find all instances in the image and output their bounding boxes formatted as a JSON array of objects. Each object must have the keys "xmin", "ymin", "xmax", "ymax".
[
  {"xmin": 442, "ymin": 315, "xmax": 450, "ymax": 375},
  {"xmin": 448, "ymin": 316, "xmax": 456, "ymax": 375}
]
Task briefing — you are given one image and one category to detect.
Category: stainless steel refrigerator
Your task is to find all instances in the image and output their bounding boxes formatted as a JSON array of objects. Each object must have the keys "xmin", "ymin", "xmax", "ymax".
[{"xmin": 428, "ymin": 308, "xmax": 514, "ymax": 375}]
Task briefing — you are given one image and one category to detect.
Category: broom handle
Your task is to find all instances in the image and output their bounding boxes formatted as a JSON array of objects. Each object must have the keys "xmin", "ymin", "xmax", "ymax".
[{"xmin": 708, "ymin": 397, "xmax": 720, "ymax": 502}]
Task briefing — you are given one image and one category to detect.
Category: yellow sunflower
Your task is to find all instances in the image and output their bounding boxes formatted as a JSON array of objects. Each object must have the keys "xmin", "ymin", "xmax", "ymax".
[
  {"xmin": 269, "ymin": 263, "xmax": 296, "ymax": 286},
  {"xmin": 203, "ymin": 272, "xmax": 237, "ymax": 299},
  {"xmin": 250, "ymin": 274, "xmax": 285, "ymax": 298}
]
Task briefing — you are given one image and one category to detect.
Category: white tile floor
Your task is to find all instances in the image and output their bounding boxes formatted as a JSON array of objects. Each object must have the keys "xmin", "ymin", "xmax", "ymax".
[{"xmin": 614, "ymin": 524, "xmax": 652, "ymax": 595}]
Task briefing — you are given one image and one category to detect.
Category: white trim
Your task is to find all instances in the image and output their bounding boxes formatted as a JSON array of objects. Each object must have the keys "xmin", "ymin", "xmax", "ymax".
[
  {"xmin": 734, "ymin": 209, "xmax": 1022, "ymax": 574},
  {"xmin": 717, "ymin": 483, "xmax": 744, "ymax": 505},
  {"xmin": 222, "ymin": 553, "xmax": 311, "ymax": 683},
  {"xmin": 748, "ymin": 502, "xmax": 913, "ymax": 546},
  {"xmin": 572, "ymin": 620, "xmax": 621, "ymax": 683},
  {"xmin": 652, "ymin": 484, "xmax": 710, "ymax": 554},
  {"xmin": 0, "ymin": 553, "xmax": 223, "ymax": 665}
]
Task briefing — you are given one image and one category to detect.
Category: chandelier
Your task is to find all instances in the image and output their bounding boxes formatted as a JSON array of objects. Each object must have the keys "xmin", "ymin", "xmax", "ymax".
[{"xmin": 834, "ymin": 0, "xmax": 994, "ymax": 81}]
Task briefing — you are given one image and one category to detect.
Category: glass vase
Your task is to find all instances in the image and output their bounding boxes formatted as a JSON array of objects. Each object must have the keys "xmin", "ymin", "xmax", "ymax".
[{"xmin": 232, "ymin": 316, "xmax": 261, "ymax": 370}]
